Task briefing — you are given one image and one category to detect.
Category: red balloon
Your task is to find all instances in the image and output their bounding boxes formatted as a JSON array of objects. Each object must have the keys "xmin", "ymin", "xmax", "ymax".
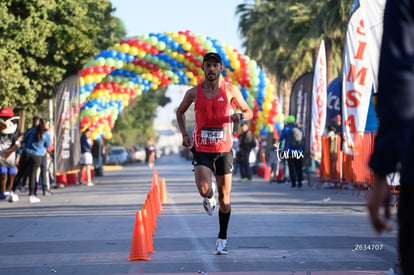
[
  {"xmin": 104, "ymin": 82, "xmax": 113, "ymax": 89},
  {"xmin": 267, "ymin": 115, "xmax": 277, "ymax": 125},
  {"xmin": 135, "ymin": 39, "xmax": 143, "ymax": 48},
  {"xmin": 127, "ymin": 38, "xmax": 135, "ymax": 45},
  {"xmin": 85, "ymin": 67, "xmax": 94, "ymax": 75},
  {"xmin": 95, "ymin": 83, "xmax": 104, "ymax": 90},
  {"xmin": 95, "ymin": 66, "xmax": 104, "ymax": 74},
  {"xmin": 103, "ymin": 66, "xmax": 112, "ymax": 74}
]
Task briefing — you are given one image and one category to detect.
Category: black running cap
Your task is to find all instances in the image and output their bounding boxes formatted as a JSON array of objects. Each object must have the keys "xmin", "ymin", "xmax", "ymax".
[{"xmin": 203, "ymin": 52, "xmax": 222, "ymax": 64}]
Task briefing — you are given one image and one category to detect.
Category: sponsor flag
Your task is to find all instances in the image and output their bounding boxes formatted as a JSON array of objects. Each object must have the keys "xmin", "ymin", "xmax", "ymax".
[
  {"xmin": 55, "ymin": 75, "xmax": 81, "ymax": 174},
  {"xmin": 310, "ymin": 40, "xmax": 327, "ymax": 161},
  {"xmin": 341, "ymin": 0, "xmax": 385, "ymax": 154},
  {"xmin": 289, "ymin": 72, "xmax": 313, "ymax": 158}
]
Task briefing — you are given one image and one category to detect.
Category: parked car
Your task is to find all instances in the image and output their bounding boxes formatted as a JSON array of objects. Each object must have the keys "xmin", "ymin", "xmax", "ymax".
[
  {"xmin": 105, "ymin": 146, "xmax": 128, "ymax": 165},
  {"xmin": 133, "ymin": 145, "xmax": 146, "ymax": 163},
  {"xmin": 126, "ymin": 146, "xmax": 136, "ymax": 163}
]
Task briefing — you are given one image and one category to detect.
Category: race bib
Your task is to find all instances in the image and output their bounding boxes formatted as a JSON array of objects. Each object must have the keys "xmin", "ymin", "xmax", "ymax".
[{"xmin": 201, "ymin": 127, "xmax": 224, "ymax": 143}]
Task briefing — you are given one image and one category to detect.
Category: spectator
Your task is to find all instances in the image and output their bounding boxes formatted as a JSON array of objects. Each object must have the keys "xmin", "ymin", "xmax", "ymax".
[
  {"xmin": 92, "ymin": 139, "xmax": 105, "ymax": 176},
  {"xmin": 279, "ymin": 115, "xmax": 305, "ymax": 188},
  {"xmin": 368, "ymin": 1, "xmax": 414, "ymax": 273},
  {"xmin": 79, "ymin": 129, "xmax": 94, "ymax": 186},
  {"xmin": 327, "ymin": 125, "xmax": 339, "ymax": 180},
  {"xmin": 232, "ymin": 137, "xmax": 240, "ymax": 176},
  {"xmin": 268, "ymin": 138, "xmax": 280, "ymax": 183},
  {"xmin": 11, "ymin": 118, "xmax": 50, "ymax": 203},
  {"xmin": 13, "ymin": 115, "xmax": 40, "ymax": 193},
  {"xmin": 238, "ymin": 122, "xmax": 255, "ymax": 182},
  {"xmin": 0, "ymin": 107, "xmax": 21, "ymax": 202},
  {"xmin": 38, "ymin": 120, "xmax": 53, "ymax": 196},
  {"xmin": 146, "ymin": 137, "xmax": 156, "ymax": 168}
]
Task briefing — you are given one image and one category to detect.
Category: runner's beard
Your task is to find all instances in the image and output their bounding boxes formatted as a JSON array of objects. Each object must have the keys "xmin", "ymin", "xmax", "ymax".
[{"xmin": 206, "ymin": 72, "xmax": 219, "ymax": 82}]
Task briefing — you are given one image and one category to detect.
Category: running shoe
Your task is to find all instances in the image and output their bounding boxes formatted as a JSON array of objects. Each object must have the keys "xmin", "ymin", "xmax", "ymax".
[
  {"xmin": 212, "ymin": 180, "xmax": 217, "ymax": 195},
  {"xmin": 215, "ymin": 238, "xmax": 228, "ymax": 255},
  {"xmin": 203, "ymin": 196, "xmax": 216, "ymax": 216},
  {"xmin": 6, "ymin": 192, "xmax": 19, "ymax": 202},
  {"xmin": 29, "ymin": 195, "xmax": 40, "ymax": 203}
]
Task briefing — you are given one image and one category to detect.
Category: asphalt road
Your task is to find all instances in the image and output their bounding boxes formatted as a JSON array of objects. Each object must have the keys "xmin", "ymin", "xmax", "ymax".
[{"xmin": 0, "ymin": 155, "xmax": 398, "ymax": 275}]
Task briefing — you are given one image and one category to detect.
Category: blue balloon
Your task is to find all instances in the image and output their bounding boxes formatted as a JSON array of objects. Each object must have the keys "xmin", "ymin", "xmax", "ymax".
[
  {"xmin": 108, "ymin": 49, "xmax": 117, "ymax": 58},
  {"xmin": 275, "ymin": 122, "xmax": 284, "ymax": 131},
  {"xmin": 116, "ymin": 52, "xmax": 126, "ymax": 60},
  {"xmin": 260, "ymin": 125, "xmax": 267, "ymax": 137}
]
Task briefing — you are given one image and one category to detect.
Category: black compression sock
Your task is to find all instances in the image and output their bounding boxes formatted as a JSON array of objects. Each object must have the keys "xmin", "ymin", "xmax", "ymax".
[{"xmin": 218, "ymin": 209, "xmax": 231, "ymax": 239}]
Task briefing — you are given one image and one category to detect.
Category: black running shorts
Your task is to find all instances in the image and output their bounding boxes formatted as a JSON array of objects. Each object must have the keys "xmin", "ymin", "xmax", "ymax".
[{"xmin": 192, "ymin": 149, "xmax": 233, "ymax": 176}]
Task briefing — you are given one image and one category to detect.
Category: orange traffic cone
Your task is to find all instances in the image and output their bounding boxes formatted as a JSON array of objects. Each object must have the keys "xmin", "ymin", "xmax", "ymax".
[
  {"xmin": 152, "ymin": 170, "xmax": 159, "ymax": 188},
  {"xmin": 154, "ymin": 184, "xmax": 163, "ymax": 213},
  {"xmin": 142, "ymin": 208, "xmax": 154, "ymax": 253},
  {"xmin": 147, "ymin": 192, "xmax": 158, "ymax": 227},
  {"xmin": 128, "ymin": 211, "xmax": 151, "ymax": 261},
  {"xmin": 159, "ymin": 177, "xmax": 168, "ymax": 204},
  {"xmin": 151, "ymin": 187, "xmax": 161, "ymax": 215},
  {"xmin": 143, "ymin": 199, "xmax": 155, "ymax": 235}
]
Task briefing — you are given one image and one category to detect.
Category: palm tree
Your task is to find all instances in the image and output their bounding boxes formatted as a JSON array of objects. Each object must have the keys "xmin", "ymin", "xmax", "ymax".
[{"xmin": 236, "ymin": 0, "xmax": 351, "ymax": 113}]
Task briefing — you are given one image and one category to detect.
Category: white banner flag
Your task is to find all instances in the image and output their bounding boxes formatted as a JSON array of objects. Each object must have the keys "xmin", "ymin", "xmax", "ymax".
[
  {"xmin": 341, "ymin": 0, "xmax": 384, "ymax": 154},
  {"xmin": 359, "ymin": 0, "xmax": 386, "ymax": 92},
  {"xmin": 310, "ymin": 40, "xmax": 327, "ymax": 161}
]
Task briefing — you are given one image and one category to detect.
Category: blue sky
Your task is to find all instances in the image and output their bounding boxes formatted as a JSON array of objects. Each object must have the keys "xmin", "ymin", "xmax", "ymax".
[
  {"xmin": 110, "ymin": 0, "xmax": 245, "ymax": 52},
  {"xmin": 109, "ymin": 0, "xmax": 247, "ymax": 126}
]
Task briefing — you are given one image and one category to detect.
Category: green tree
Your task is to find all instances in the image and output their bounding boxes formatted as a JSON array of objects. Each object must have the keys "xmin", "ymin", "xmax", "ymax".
[{"xmin": 0, "ymin": 0, "xmax": 125, "ymax": 128}]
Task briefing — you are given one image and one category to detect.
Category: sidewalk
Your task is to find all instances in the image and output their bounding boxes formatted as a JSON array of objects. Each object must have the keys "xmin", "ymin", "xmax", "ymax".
[{"xmin": 0, "ymin": 155, "xmax": 397, "ymax": 275}]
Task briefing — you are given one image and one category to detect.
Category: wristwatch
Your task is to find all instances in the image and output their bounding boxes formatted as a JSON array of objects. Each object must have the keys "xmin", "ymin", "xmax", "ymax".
[{"xmin": 240, "ymin": 113, "xmax": 245, "ymax": 120}]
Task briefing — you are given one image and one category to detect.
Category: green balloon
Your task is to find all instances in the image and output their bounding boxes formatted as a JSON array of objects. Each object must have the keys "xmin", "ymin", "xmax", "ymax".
[
  {"xmin": 95, "ymin": 57, "xmax": 105, "ymax": 66},
  {"xmin": 157, "ymin": 41, "xmax": 166, "ymax": 51},
  {"xmin": 105, "ymin": 58, "xmax": 115, "ymax": 67},
  {"xmin": 267, "ymin": 124, "xmax": 274, "ymax": 133},
  {"xmin": 149, "ymin": 36, "xmax": 158, "ymax": 45},
  {"xmin": 115, "ymin": 60, "xmax": 124, "ymax": 69}
]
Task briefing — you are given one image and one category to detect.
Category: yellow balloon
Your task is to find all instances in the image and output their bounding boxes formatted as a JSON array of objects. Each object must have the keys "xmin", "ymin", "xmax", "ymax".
[
  {"xmin": 120, "ymin": 43, "xmax": 130, "ymax": 53},
  {"xmin": 183, "ymin": 42, "xmax": 192, "ymax": 51},
  {"xmin": 231, "ymin": 60, "xmax": 240, "ymax": 70},
  {"xmin": 129, "ymin": 46, "xmax": 138, "ymax": 56},
  {"xmin": 104, "ymin": 132, "xmax": 112, "ymax": 140},
  {"xmin": 185, "ymin": 71, "xmax": 194, "ymax": 79},
  {"xmin": 123, "ymin": 63, "xmax": 133, "ymax": 72},
  {"xmin": 138, "ymin": 51, "xmax": 146, "ymax": 59},
  {"xmin": 229, "ymin": 51, "xmax": 238, "ymax": 61},
  {"xmin": 178, "ymin": 34, "xmax": 187, "ymax": 44},
  {"xmin": 94, "ymin": 74, "xmax": 103, "ymax": 83},
  {"xmin": 176, "ymin": 54, "xmax": 184, "ymax": 62},
  {"xmin": 265, "ymin": 93, "xmax": 274, "ymax": 102},
  {"xmin": 84, "ymin": 75, "xmax": 94, "ymax": 84},
  {"xmin": 262, "ymin": 101, "xmax": 272, "ymax": 113},
  {"xmin": 170, "ymin": 32, "xmax": 179, "ymax": 39},
  {"xmin": 93, "ymin": 90, "xmax": 103, "ymax": 98}
]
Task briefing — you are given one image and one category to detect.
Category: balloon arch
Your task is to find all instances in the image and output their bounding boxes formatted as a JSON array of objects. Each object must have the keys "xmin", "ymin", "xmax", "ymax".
[{"xmin": 77, "ymin": 30, "xmax": 284, "ymax": 141}]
